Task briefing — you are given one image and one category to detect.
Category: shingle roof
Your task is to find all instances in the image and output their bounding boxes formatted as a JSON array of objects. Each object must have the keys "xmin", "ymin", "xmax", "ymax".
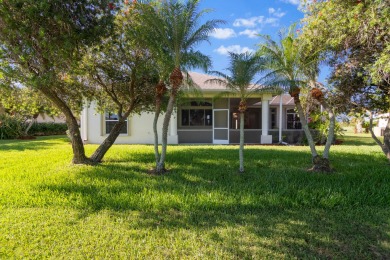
[
  {"xmin": 269, "ymin": 94, "xmax": 295, "ymax": 106},
  {"xmin": 185, "ymin": 71, "xmax": 294, "ymax": 105},
  {"xmin": 186, "ymin": 71, "xmax": 276, "ymax": 93},
  {"xmin": 186, "ymin": 71, "xmax": 223, "ymax": 90}
]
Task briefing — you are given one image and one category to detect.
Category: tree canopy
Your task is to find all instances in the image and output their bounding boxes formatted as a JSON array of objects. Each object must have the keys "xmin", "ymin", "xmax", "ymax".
[
  {"xmin": 300, "ymin": 0, "xmax": 390, "ymax": 163},
  {"xmin": 0, "ymin": 0, "xmax": 116, "ymax": 163},
  {"xmin": 300, "ymin": 0, "xmax": 389, "ymax": 112}
]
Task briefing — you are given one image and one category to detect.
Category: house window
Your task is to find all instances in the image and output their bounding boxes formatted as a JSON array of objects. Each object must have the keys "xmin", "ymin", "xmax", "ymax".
[
  {"xmin": 270, "ymin": 108, "xmax": 277, "ymax": 129},
  {"xmin": 105, "ymin": 112, "xmax": 128, "ymax": 134},
  {"xmin": 181, "ymin": 109, "xmax": 212, "ymax": 126},
  {"xmin": 180, "ymin": 100, "xmax": 212, "ymax": 127},
  {"xmin": 286, "ymin": 109, "xmax": 301, "ymax": 129}
]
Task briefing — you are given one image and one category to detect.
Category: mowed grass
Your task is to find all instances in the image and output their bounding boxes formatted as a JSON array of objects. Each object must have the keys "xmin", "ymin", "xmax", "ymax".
[{"xmin": 0, "ymin": 134, "xmax": 389, "ymax": 259}]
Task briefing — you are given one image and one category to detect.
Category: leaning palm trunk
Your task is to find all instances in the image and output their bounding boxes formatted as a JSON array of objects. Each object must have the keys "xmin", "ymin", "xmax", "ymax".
[
  {"xmin": 312, "ymin": 99, "xmax": 335, "ymax": 172},
  {"xmin": 239, "ymin": 111, "xmax": 245, "ymax": 173},
  {"xmin": 294, "ymin": 93, "xmax": 333, "ymax": 172},
  {"xmin": 153, "ymin": 81, "xmax": 167, "ymax": 165},
  {"xmin": 153, "ymin": 102, "xmax": 161, "ymax": 164},
  {"xmin": 295, "ymin": 92, "xmax": 337, "ymax": 172},
  {"xmin": 155, "ymin": 93, "xmax": 176, "ymax": 173},
  {"xmin": 293, "ymin": 95, "xmax": 318, "ymax": 158},
  {"xmin": 369, "ymin": 113, "xmax": 390, "ymax": 164},
  {"xmin": 321, "ymin": 102, "xmax": 335, "ymax": 160},
  {"xmin": 155, "ymin": 67, "xmax": 182, "ymax": 174}
]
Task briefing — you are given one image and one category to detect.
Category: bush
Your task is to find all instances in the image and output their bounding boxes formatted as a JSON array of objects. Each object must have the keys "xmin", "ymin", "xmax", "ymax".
[
  {"xmin": 0, "ymin": 114, "xmax": 24, "ymax": 139},
  {"xmin": 309, "ymin": 112, "xmax": 344, "ymax": 144},
  {"xmin": 28, "ymin": 122, "xmax": 68, "ymax": 136}
]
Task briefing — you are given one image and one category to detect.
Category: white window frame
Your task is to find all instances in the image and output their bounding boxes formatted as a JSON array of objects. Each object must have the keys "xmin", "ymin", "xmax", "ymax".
[
  {"xmin": 286, "ymin": 108, "xmax": 301, "ymax": 130},
  {"xmin": 179, "ymin": 99, "xmax": 213, "ymax": 128},
  {"xmin": 104, "ymin": 112, "xmax": 128, "ymax": 135}
]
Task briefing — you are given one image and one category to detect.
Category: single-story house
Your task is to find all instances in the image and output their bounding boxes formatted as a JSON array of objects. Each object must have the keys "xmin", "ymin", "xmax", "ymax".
[{"xmin": 80, "ymin": 72, "xmax": 305, "ymax": 145}]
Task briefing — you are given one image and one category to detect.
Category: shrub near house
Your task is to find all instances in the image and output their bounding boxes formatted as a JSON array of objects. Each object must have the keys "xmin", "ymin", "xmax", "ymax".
[
  {"xmin": 0, "ymin": 114, "xmax": 67, "ymax": 140},
  {"xmin": 0, "ymin": 114, "xmax": 24, "ymax": 139},
  {"xmin": 28, "ymin": 122, "xmax": 68, "ymax": 136}
]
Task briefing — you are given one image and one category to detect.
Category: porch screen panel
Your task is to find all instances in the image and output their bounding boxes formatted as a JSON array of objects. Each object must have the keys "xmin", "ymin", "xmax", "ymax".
[
  {"xmin": 214, "ymin": 110, "xmax": 228, "ymax": 128},
  {"xmin": 214, "ymin": 129, "xmax": 228, "ymax": 140}
]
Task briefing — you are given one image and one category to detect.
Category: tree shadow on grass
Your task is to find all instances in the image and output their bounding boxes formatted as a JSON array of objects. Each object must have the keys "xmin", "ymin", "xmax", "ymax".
[
  {"xmin": 0, "ymin": 136, "xmax": 68, "ymax": 151},
  {"xmin": 37, "ymin": 147, "xmax": 390, "ymax": 258}
]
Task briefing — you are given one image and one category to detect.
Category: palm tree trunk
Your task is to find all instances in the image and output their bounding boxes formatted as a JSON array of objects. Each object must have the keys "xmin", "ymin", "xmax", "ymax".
[
  {"xmin": 314, "ymin": 100, "xmax": 334, "ymax": 172},
  {"xmin": 294, "ymin": 96, "xmax": 318, "ymax": 159},
  {"xmin": 153, "ymin": 98, "xmax": 162, "ymax": 165},
  {"xmin": 156, "ymin": 93, "xmax": 176, "ymax": 174},
  {"xmin": 321, "ymin": 102, "xmax": 335, "ymax": 160},
  {"xmin": 239, "ymin": 112, "xmax": 245, "ymax": 173},
  {"xmin": 39, "ymin": 88, "xmax": 89, "ymax": 164}
]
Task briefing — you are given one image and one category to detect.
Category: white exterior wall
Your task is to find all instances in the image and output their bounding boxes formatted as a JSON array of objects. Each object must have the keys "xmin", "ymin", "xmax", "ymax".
[
  {"xmin": 378, "ymin": 114, "xmax": 389, "ymax": 128},
  {"xmin": 80, "ymin": 101, "xmax": 178, "ymax": 145},
  {"xmin": 80, "ymin": 100, "xmax": 297, "ymax": 145}
]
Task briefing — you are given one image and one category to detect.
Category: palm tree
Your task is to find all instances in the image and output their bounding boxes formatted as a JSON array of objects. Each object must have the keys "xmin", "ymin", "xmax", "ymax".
[
  {"xmin": 258, "ymin": 25, "xmax": 335, "ymax": 172},
  {"xmin": 137, "ymin": 0, "xmax": 222, "ymax": 174},
  {"xmin": 207, "ymin": 52, "xmax": 267, "ymax": 173}
]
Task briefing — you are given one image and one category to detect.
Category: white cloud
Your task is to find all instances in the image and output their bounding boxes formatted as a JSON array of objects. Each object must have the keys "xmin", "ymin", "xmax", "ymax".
[
  {"xmin": 265, "ymin": 17, "xmax": 280, "ymax": 27},
  {"xmin": 233, "ymin": 16, "xmax": 265, "ymax": 28},
  {"xmin": 281, "ymin": 0, "xmax": 300, "ymax": 5},
  {"xmin": 239, "ymin": 29, "xmax": 260, "ymax": 39},
  {"xmin": 214, "ymin": 45, "xmax": 255, "ymax": 56},
  {"xmin": 268, "ymin": 8, "xmax": 286, "ymax": 18},
  {"xmin": 233, "ymin": 15, "xmax": 281, "ymax": 28},
  {"xmin": 210, "ymin": 28, "xmax": 237, "ymax": 39}
]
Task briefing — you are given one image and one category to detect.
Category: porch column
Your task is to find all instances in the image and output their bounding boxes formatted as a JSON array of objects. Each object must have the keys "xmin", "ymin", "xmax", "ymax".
[
  {"xmin": 169, "ymin": 110, "xmax": 179, "ymax": 144},
  {"xmin": 279, "ymin": 94, "xmax": 283, "ymax": 143},
  {"xmin": 261, "ymin": 94, "xmax": 273, "ymax": 144}
]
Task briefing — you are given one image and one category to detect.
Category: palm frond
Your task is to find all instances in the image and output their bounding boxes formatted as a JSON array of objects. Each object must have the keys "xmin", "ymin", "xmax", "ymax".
[{"xmin": 257, "ymin": 23, "xmax": 321, "ymax": 92}]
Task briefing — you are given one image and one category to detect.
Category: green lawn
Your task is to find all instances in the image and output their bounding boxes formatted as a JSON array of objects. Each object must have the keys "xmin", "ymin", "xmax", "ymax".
[{"xmin": 0, "ymin": 134, "xmax": 389, "ymax": 259}]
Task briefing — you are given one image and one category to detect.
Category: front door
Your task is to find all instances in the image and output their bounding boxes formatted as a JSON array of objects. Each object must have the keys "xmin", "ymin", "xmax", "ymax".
[{"xmin": 213, "ymin": 109, "xmax": 229, "ymax": 144}]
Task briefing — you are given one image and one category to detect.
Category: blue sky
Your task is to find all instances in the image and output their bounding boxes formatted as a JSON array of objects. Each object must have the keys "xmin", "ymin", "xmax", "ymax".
[{"xmin": 194, "ymin": 0, "xmax": 328, "ymax": 83}]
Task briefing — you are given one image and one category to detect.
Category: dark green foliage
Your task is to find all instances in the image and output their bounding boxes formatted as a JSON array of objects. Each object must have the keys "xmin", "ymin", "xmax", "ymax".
[
  {"xmin": 0, "ymin": 0, "xmax": 118, "ymax": 163},
  {"xmin": 0, "ymin": 0, "xmax": 115, "ymax": 91},
  {"xmin": 0, "ymin": 114, "xmax": 24, "ymax": 139},
  {"xmin": 0, "ymin": 115, "xmax": 67, "ymax": 139},
  {"xmin": 28, "ymin": 122, "xmax": 68, "ymax": 136},
  {"xmin": 309, "ymin": 111, "xmax": 344, "ymax": 144}
]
